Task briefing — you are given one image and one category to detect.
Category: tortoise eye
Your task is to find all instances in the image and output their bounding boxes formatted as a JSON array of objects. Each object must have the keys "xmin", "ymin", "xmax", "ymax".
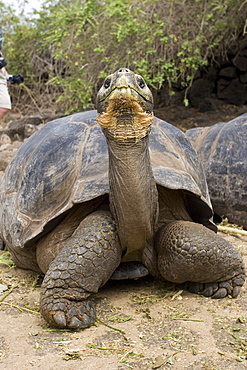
[
  {"xmin": 104, "ymin": 78, "xmax": 111, "ymax": 89},
  {"xmin": 137, "ymin": 78, "xmax": 145, "ymax": 89}
]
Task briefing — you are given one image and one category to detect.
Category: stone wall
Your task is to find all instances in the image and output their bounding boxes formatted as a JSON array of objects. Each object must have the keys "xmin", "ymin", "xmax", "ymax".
[
  {"xmin": 188, "ymin": 39, "xmax": 247, "ymax": 112},
  {"xmin": 154, "ymin": 37, "xmax": 247, "ymax": 112}
]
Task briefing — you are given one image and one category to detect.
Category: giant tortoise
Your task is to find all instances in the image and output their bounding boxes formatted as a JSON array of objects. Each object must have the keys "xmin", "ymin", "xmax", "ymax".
[
  {"xmin": 186, "ymin": 114, "xmax": 247, "ymax": 229},
  {"xmin": 0, "ymin": 69, "xmax": 245, "ymax": 329}
]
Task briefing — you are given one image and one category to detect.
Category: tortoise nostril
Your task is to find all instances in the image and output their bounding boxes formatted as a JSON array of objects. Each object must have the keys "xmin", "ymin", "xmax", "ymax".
[{"xmin": 118, "ymin": 68, "xmax": 130, "ymax": 73}]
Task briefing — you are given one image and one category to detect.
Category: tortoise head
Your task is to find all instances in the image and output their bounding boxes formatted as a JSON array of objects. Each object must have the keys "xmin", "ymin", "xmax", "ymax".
[{"xmin": 96, "ymin": 68, "xmax": 154, "ymax": 141}]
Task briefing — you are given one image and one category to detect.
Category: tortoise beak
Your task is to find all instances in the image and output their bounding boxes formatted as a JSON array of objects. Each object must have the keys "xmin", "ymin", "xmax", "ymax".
[{"xmin": 96, "ymin": 69, "xmax": 153, "ymax": 110}]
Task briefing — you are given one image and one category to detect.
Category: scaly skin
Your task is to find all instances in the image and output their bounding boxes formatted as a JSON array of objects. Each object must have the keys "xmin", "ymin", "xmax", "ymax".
[
  {"xmin": 155, "ymin": 221, "xmax": 245, "ymax": 298},
  {"xmin": 40, "ymin": 211, "xmax": 121, "ymax": 329}
]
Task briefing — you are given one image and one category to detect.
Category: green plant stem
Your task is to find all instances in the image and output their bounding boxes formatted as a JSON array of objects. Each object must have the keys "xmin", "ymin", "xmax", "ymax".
[
  {"xmin": 172, "ymin": 317, "xmax": 204, "ymax": 322},
  {"xmin": 0, "ymin": 286, "xmax": 14, "ymax": 302},
  {"xmin": 1, "ymin": 301, "xmax": 40, "ymax": 314},
  {"xmin": 89, "ymin": 345, "xmax": 118, "ymax": 351},
  {"xmin": 96, "ymin": 318, "xmax": 125, "ymax": 334}
]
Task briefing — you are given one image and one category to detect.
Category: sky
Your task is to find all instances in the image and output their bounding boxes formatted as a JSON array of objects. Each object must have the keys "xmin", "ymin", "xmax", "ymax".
[{"xmin": 5, "ymin": 0, "xmax": 42, "ymax": 15}]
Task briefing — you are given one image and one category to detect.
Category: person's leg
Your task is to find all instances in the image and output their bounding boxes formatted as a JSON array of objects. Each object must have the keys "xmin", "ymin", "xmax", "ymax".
[
  {"xmin": 0, "ymin": 107, "xmax": 10, "ymax": 120},
  {"xmin": 0, "ymin": 83, "xmax": 11, "ymax": 121}
]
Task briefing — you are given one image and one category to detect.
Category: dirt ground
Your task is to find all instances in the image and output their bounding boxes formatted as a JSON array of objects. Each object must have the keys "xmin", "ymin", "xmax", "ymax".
[{"xmin": 0, "ymin": 103, "xmax": 247, "ymax": 370}]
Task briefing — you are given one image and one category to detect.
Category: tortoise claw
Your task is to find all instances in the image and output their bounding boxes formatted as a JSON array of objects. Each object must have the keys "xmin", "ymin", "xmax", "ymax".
[
  {"xmin": 53, "ymin": 312, "xmax": 67, "ymax": 327},
  {"xmin": 201, "ymin": 283, "xmax": 218, "ymax": 297},
  {"xmin": 40, "ymin": 295, "xmax": 96, "ymax": 329},
  {"xmin": 68, "ymin": 316, "xmax": 85, "ymax": 329},
  {"xmin": 232, "ymin": 286, "xmax": 241, "ymax": 298},
  {"xmin": 211, "ymin": 287, "xmax": 228, "ymax": 299},
  {"xmin": 185, "ymin": 274, "xmax": 245, "ymax": 299}
]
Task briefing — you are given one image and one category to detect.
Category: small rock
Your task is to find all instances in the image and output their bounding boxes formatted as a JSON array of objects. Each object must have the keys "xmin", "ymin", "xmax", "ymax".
[
  {"xmin": 217, "ymin": 78, "xmax": 247, "ymax": 105},
  {"xmin": 0, "ymin": 134, "xmax": 11, "ymax": 145},
  {"xmin": 232, "ymin": 54, "xmax": 247, "ymax": 72},
  {"xmin": 0, "ymin": 284, "xmax": 8, "ymax": 294},
  {"xmin": 240, "ymin": 72, "xmax": 247, "ymax": 84},
  {"xmin": 24, "ymin": 124, "xmax": 38, "ymax": 138},
  {"xmin": 188, "ymin": 78, "xmax": 215, "ymax": 108},
  {"xmin": 0, "ymin": 159, "xmax": 9, "ymax": 171},
  {"xmin": 217, "ymin": 78, "xmax": 230, "ymax": 95},
  {"xmin": 205, "ymin": 65, "xmax": 219, "ymax": 81},
  {"xmin": 0, "ymin": 144, "xmax": 11, "ymax": 151},
  {"xmin": 8, "ymin": 116, "xmax": 42, "ymax": 130},
  {"xmin": 219, "ymin": 67, "xmax": 238, "ymax": 79}
]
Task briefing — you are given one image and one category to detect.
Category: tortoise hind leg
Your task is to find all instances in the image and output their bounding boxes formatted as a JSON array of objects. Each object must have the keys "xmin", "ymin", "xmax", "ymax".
[
  {"xmin": 39, "ymin": 210, "xmax": 121, "ymax": 329},
  {"xmin": 155, "ymin": 221, "xmax": 245, "ymax": 298}
]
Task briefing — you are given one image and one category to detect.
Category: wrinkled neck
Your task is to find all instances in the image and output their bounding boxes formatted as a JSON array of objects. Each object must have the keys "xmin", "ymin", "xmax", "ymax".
[{"xmin": 105, "ymin": 130, "xmax": 158, "ymax": 262}]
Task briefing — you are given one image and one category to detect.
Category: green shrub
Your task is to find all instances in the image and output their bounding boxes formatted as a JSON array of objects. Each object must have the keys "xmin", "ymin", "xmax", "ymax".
[{"xmin": 1, "ymin": 0, "xmax": 246, "ymax": 112}]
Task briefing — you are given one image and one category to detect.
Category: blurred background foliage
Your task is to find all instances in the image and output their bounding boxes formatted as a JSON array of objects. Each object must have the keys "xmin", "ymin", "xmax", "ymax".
[{"xmin": 0, "ymin": 0, "xmax": 246, "ymax": 114}]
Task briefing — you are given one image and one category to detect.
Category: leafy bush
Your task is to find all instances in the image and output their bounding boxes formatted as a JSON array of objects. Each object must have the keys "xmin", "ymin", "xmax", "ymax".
[{"xmin": 1, "ymin": 0, "xmax": 246, "ymax": 113}]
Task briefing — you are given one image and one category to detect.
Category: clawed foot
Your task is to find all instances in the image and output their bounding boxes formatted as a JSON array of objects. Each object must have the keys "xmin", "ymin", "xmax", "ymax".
[
  {"xmin": 40, "ymin": 294, "xmax": 96, "ymax": 329},
  {"xmin": 184, "ymin": 274, "xmax": 245, "ymax": 299},
  {"xmin": 110, "ymin": 262, "xmax": 149, "ymax": 280}
]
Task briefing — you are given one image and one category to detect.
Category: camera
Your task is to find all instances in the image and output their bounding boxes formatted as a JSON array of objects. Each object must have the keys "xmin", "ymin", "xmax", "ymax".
[
  {"xmin": 7, "ymin": 74, "xmax": 24, "ymax": 84},
  {"xmin": 0, "ymin": 56, "xmax": 7, "ymax": 69}
]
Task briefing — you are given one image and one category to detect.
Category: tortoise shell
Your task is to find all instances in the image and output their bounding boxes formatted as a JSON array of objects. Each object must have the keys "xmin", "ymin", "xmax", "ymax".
[
  {"xmin": 0, "ymin": 110, "xmax": 214, "ymax": 251},
  {"xmin": 186, "ymin": 113, "xmax": 247, "ymax": 228}
]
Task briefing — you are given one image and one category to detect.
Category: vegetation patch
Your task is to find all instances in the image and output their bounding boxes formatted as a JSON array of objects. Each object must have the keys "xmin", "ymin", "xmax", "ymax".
[{"xmin": 0, "ymin": 0, "xmax": 246, "ymax": 113}]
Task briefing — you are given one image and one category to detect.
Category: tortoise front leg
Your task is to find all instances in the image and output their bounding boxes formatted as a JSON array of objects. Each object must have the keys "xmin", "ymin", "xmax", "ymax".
[
  {"xmin": 155, "ymin": 221, "xmax": 245, "ymax": 298},
  {"xmin": 39, "ymin": 210, "xmax": 121, "ymax": 329}
]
